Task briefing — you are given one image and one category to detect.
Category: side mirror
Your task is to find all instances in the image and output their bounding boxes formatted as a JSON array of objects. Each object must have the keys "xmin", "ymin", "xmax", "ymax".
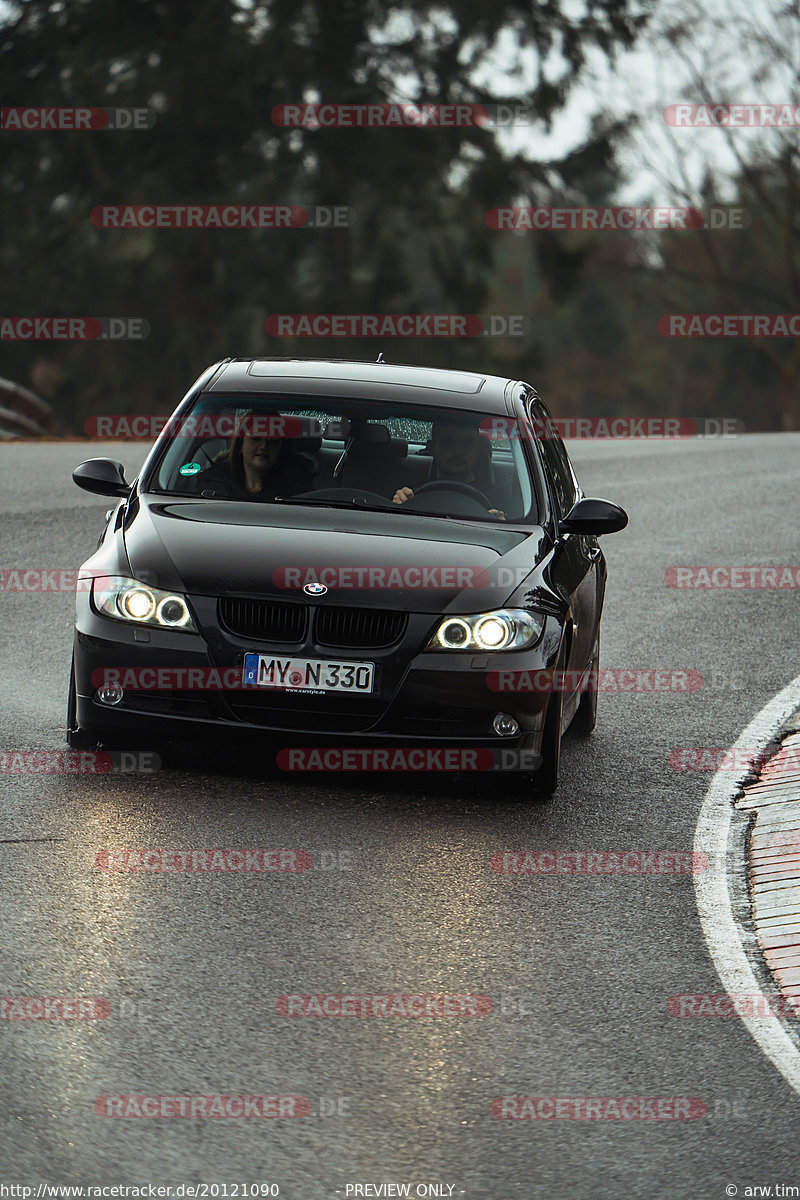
[
  {"xmin": 560, "ymin": 497, "xmax": 628, "ymax": 536},
  {"xmin": 72, "ymin": 458, "xmax": 131, "ymax": 497}
]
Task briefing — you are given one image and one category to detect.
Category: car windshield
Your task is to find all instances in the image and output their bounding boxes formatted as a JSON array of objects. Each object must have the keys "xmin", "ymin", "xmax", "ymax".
[{"xmin": 146, "ymin": 394, "xmax": 537, "ymax": 522}]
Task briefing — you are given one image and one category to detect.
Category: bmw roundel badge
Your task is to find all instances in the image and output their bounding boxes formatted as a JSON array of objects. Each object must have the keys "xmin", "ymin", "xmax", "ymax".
[{"xmin": 304, "ymin": 582, "xmax": 328, "ymax": 596}]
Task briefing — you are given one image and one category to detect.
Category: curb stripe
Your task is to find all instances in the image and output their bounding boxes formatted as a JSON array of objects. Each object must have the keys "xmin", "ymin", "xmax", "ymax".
[{"xmin": 693, "ymin": 674, "xmax": 800, "ymax": 1095}]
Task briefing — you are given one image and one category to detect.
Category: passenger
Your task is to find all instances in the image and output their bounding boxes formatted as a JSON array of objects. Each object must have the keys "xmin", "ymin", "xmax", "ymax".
[
  {"xmin": 195, "ymin": 430, "xmax": 316, "ymax": 500},
  {"xmin": 392, "ymin": 421, "xmax": 508, "ymax": 518}
]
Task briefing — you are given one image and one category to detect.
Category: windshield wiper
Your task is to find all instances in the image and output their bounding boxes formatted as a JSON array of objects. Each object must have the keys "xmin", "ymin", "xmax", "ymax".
[{"xmin": 271, "ymin": 496, "xmax": 393, "ymax": 511}]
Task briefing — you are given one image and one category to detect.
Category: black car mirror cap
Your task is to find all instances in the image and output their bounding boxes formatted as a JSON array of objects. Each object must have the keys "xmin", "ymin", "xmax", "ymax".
[
  {"xmin": 72, "ymin": 458, "xmax": 131, "ymax": 497},
  {"xmin": 560, "ymin": 497, "xmax": 628, "ymax": 536}
]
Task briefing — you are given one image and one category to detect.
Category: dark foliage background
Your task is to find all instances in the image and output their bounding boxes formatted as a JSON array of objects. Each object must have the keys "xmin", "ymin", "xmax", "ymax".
[{"xmin": 1, "ymin": 0, "xmax": 797, "ymax": 433}]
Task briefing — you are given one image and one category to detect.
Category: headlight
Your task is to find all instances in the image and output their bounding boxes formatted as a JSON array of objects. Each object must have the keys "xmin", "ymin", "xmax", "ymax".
[
  {"xmin": 92, "ymin": 576, "xmax": 197, "ymax": 632},
  {"xmin": 426, "ymin": 609, "xmax": 544, "ymax": 652}
]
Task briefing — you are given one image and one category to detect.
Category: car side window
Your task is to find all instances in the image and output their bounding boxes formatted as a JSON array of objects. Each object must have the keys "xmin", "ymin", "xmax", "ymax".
[{"xmin": 527, "ymin": 396, "xmax": 578, "ymax": 520}]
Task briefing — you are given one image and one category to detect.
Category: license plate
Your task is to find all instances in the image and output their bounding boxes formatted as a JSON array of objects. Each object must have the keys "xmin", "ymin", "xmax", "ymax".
[{"xmin": 242, "ymin": 654, "xmax": 375, "ymax": 694}]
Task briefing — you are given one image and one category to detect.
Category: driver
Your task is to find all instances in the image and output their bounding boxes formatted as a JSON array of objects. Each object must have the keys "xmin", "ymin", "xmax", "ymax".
[{"xmin": 392, "ymin": 421, "xmax": 507, "ymax": 519}]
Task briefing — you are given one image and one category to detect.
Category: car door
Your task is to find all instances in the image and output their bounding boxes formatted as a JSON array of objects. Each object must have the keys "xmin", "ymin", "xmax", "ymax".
[{"xmin": 524, "ymin": 391, "xmax": 605, "ymax": 718}]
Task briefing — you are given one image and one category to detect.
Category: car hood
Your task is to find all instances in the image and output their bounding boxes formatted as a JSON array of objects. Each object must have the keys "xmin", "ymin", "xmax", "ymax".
[{"xmin": 123, "ymin": 497, "xmax": 549, "ymax": 613}]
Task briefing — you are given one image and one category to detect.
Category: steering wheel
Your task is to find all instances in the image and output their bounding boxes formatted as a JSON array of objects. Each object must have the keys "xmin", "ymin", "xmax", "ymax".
[{"xmin": 411, "ymin": 480, "xmax": 493, "ymax": 507}]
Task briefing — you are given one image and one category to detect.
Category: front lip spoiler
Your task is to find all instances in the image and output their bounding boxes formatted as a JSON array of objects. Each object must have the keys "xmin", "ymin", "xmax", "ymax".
[
  {"xmin": 73, "ymin": 693, "xmax": 543, "ymax": 761},
  {"xmin": 76, "ymin": 697, "xmax": 540, "ymax": 743}
]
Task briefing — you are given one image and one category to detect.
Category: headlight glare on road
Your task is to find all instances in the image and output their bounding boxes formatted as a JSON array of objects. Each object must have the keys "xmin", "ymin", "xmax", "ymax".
[
  {"xmin": 426, "ymin": 609, "xmax": 544, "ymax": 652},
  {"xmin": 92, "ymin": 576, "xmax": 197, "ymax": 632}
]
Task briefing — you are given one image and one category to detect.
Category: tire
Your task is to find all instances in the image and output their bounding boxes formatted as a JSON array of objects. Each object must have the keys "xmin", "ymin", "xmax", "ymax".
[
  {"xmin": 571, "ymin": 631, "xmax": 599, "ymax": 737},
  {"xmin": 66, "ymin": 653, "xmax": 100, "ymax": 750},
  {"xmin": 533, "ymin": 645, "xmax": 566, "ymax": 796}
]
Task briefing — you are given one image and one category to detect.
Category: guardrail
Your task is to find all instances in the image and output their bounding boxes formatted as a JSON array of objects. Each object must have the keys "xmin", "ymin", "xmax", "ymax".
[{"xmin": 0, "ymin": 377, "xmax": 61, "ymax": 438}]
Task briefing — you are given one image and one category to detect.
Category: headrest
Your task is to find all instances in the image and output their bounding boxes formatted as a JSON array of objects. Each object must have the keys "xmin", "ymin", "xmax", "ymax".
[{"xmin": 346, "ymin": 436, "xmax": 408, "ymax": 460}]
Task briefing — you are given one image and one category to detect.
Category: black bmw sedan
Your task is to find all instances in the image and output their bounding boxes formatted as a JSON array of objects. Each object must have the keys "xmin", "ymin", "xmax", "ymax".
[{"xmin": 68, "ymin": 357, "xmax": 627, "ymax": 793}]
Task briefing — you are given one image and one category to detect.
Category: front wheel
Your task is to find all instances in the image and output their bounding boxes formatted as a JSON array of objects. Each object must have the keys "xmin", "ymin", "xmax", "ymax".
[
  {"xmin": 66, "ymin": 653, "xmax": 99, "ymax": 750},
  {"xmin": 571, "ymin": 632, "xmax": 599, "ymax": 736},
  {"xmin": 533, "ymin": 646, "xmax": 566, "ymax": 795}
]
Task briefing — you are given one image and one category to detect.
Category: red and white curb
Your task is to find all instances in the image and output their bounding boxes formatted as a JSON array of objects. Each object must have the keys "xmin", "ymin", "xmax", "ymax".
[
  {"xmin": 739, "ymin": 731, "xmax": 800, "ymax": 1013},
  {"xmin": 694, "ymin": 674, "xmax": 800, "ymax": 1097}
]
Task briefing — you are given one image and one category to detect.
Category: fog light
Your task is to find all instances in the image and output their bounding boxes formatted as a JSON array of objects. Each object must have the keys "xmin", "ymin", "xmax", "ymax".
[
  {"xmin": 492, "ymin": 712, "xmax": 519, "ymax": 737},
  {"xmin": 95, "ymin": 683, "xmax": 124, "ymax": 706}
]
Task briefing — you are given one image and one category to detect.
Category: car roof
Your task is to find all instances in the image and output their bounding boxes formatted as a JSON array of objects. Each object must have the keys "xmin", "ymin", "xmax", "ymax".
[{"xmin": 203, "ymin": 358, "xmax": 520, "ymax": 414}]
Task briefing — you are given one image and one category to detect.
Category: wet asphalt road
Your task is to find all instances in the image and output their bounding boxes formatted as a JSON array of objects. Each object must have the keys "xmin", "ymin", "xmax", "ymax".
[{"xmin": 1, "ymin": 435, "xmax": 799, "ymax": 1198}]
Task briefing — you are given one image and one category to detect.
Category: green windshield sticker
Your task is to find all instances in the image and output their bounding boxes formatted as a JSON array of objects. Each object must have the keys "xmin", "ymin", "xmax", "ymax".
[{"xmin": 179, "ymin": 462, "xmax": 202, "ymax": 476}]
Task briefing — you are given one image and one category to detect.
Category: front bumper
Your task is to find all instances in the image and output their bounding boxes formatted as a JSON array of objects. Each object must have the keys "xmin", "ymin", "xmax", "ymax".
[{"xmin": 73, "ymin": 590, "xmax": 564, "ymax": 769}]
